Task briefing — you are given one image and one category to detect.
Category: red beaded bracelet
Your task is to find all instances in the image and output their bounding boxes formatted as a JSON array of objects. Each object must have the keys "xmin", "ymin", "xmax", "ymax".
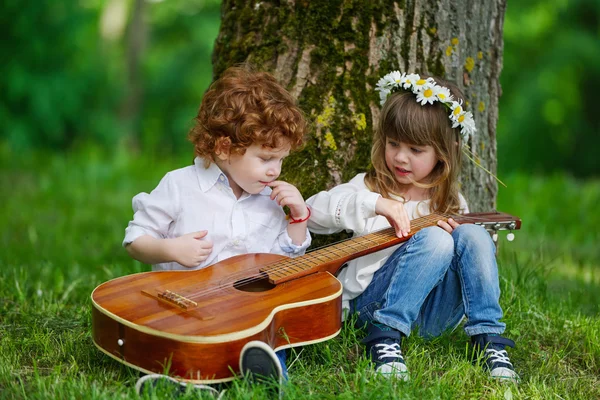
[{"xmin": 288, "ymin": 207, "xmax": 311, "ymax": 224}]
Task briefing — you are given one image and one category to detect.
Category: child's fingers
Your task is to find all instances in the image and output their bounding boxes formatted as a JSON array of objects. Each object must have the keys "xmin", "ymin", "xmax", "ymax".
[
  {"xmin": 387, "ymin": 216, "xmax": 408, "ymax": 238},
  {"xmin": 397, "ymin": 219, "xmax": 410, "ymax": 237},
  {"xmin": 267, "ymin": 180, "xmax": 289, "ymax": 188},
  {"xmin": 437, "ymin": 220, "xmax": 453, "ymax": 233},
  {"xmin": 392, "ymin": 209, "xmax": 411, "ymax": 237},
  {"xmin": 273, "ymin": 189, "xmax": 303, "ymax": 206},
  {"xmin": 192, "ymin": 230, "xmax": 209, "ymax": 239},
  {"xmin": 448, "ymin": 218, "xmax": 460, "ymax": 228},
  {"xmin": 198, "ymin": 247, "xmax": 212, "ymax": 256},
  {"xmin": 198, "ymin": 241, "xmax": 213, "ymax": 250},
  {"xmin": 389, "ymin": 219, "xmax": 406, "ymax": 238},
  {"xmin": 269, "ymin": 184, "xmax": 292, "ymax": 200},
  {"xmin": 279, "ymin": 196, "xmax": 304, "ymax": 210}
]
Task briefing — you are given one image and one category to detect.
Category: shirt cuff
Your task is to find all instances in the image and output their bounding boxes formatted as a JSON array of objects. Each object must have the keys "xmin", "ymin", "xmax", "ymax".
[
  {"xmin": 278, "ymin": 228, "xmax": 312, "ymax": 255},
  {"xmin": 122, "ymin": 225, "xmax": 161, "ymax": 247}
]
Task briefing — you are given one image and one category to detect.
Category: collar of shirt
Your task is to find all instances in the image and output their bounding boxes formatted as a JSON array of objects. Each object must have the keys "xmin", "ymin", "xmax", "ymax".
[{"xmin": 193, "ymin": 157, "xmax": 273, "ymax": 197}]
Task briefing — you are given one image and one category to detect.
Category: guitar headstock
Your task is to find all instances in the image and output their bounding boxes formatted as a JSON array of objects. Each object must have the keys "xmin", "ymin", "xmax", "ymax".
[{"xmin": 453, "ymin": 211, "xmax": 522, "ymax": 242}]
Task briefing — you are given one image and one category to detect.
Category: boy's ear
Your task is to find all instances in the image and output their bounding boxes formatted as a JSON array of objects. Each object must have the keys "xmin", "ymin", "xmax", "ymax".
[{"xmin": 214, "ymin": 137, "xmax": 232, "ymax": 161}]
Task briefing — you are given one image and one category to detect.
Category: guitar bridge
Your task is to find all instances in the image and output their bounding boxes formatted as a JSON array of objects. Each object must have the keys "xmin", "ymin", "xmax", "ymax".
[{"xmin": 157, "ymin": 290, "xmax": 198, "ymax": 310}]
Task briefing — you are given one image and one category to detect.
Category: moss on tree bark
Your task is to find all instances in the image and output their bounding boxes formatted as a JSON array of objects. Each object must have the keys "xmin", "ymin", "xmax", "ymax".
[{"xmin": 212, "ymin": 0, "xmax": 506, "ymax": 214}]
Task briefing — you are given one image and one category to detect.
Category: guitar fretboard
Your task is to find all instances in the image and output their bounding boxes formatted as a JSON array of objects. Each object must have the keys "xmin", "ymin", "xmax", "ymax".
[{"xmin": 260, "ymin": 212, "xmax": 448, "ymax": 284}]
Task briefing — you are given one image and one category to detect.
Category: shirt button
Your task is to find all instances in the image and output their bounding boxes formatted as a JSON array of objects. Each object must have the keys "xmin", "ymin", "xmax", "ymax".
[
  {"xmin": 219, "ymin": 175, "xmax": 225, "ymax": 181},
  {"xmin": 233, "ymin": 240, "xmax": 240, "ymax": 246}
]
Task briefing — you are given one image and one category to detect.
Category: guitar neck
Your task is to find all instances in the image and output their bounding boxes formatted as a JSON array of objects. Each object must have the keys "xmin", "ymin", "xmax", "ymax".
[{"xmin": 260, "ymin": 211, "xmax": 521, "ymax": 285}]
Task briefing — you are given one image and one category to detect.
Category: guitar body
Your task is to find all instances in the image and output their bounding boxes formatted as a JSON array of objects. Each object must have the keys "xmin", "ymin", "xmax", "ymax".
[
  {"xmin": 91, "ymin": 253, "xmax": 343, "ymax": 383},
  {"xmin": 92, "ymin": 211, "xmax": 520, "ymax": 384}
]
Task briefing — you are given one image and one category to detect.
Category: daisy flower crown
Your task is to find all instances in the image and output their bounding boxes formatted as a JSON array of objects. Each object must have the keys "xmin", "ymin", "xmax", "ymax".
[{"xmin": 375, "ymin": 71, "xmax": 476, "ymax": 141}]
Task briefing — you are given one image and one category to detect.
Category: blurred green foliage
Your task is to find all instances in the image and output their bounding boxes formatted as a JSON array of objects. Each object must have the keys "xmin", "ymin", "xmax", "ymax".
[
  {"xmin": 1, "ymin": 0, "xmax": 598, "ymax": 176},
  {"xmin": 498, "ymin": 0, "xmax": 600, "ymax": 177},
  {"xmin": 1, "ymin": 0, "xmax": 220, "ymax": 155},
  {"xmin": 1, "ymin": 0, "xmax": 122, "ymax": 150}
]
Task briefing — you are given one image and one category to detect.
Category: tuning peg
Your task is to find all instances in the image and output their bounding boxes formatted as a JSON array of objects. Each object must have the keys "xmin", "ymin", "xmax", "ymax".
[{"xmin": 507, "ymin": 232, "xmax": 515, "ymax": 241}]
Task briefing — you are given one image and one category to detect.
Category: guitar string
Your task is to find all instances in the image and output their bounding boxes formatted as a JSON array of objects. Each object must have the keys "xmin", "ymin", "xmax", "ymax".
[
  {"xmin": 250, "ymin": 211, "xmax": 516, "ymax": 284},
  {"xmin": 177, "ymin": 212, "xmax": 511, "ymax": 300},
  {"xmin": 178, "ymin": 213, "xmax": 448, "ymax": 300},
  {"xmin": 175, "ymin": 212, "xmax": 513, "ymax": 300},
  {"xmin": 179, "ymin": 212, "xmax": 498, "ymax": 300}
]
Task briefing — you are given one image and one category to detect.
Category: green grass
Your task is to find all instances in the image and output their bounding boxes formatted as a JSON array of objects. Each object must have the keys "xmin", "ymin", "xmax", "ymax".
[{"xmin": 1, "ymin": 146, "xmax": 599, "ymax": 399}]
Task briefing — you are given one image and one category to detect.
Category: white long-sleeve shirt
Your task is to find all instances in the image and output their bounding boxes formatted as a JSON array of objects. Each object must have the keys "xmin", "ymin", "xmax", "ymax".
[
  {"xmin": 306, "ymin": 173, "xmax": 468, "ymax": 312},
  {"xmin": 123, "ymin": 157, "xmax": 311, "ymax": 271}
]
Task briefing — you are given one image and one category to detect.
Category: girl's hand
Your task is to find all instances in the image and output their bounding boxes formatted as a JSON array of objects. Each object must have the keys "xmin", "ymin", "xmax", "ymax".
[
  {"xmin": 169, "ymin": 231, "xmax": 213, "ymax": 268},
  {"xmin": 268, "ymin": 180, "xmax": 309, "ymax": 221},
  {"xmin": 437, "ymin": 218, "xmax": 460, "ymax": 233},
  {"xmin": 375, "ymin": 197, "xmax": 411, "ymax": 237}
]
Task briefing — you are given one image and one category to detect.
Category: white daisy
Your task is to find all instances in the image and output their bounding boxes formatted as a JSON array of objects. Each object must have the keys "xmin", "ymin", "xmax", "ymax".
[
  {"xmin": 435, "ymin": 86, "xmax": 453, "ymax": 103},
  {"xmin": 449, "ymin": 100, "xmax": 464, "ymax": 123},
  {"xmin": 388, "ymin": 70, "xmax": 404, "ymax": 85},
  {"xmin": 413, "ymin": 77, "xmax": 434, "ymax": 93},
  {"xmin": 416, "ymin": 83, "xmax": 439, "ymax": 105},
  {"xmin": 375, "ymin": 70, "xmax": 476, "ymax": 141},
  {"xmin": 401, "ymin": 73, "xmax": 420, "ymax": 90},
  {"xmin": 460, "ymin": 111, "xmax": 476, "ymax": 137},
  {"xmin": 379, "ymin": 89, "xmax": 390, "ymax": 105}
]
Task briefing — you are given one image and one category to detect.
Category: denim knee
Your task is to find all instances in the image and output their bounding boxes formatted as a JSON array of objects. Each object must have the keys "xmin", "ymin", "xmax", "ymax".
[
  {"xmin": 452, "ymin": 224, "xmax": 495, "ymax": 253},
  {"xmin": 452, "ymin": 224, "xmax": 498, "ymax": 280},
  {"xmin": 415, "ymin": 226, "xmax": 454, "ymax": 257}
]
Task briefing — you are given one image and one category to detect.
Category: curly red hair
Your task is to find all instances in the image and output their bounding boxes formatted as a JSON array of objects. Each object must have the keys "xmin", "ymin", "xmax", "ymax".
[{"xmin": 189, "ymin": 66, "xmax": 307, "ymax": 165}]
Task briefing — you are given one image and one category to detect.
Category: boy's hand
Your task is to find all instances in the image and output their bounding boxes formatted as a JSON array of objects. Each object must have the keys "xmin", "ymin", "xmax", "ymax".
[
  {"xmin": 437, "ymin": 218, "xmax": 460, "ymax": 233},
  {"xmin": 375, "ymin": 197, "xmax": 411, "ymax": 237},
  {"xmin": 169, "ymin": 231, "xmax": 213, "ymax": 268},
  {"xmin": 268, "ymin": 180, "xmax": 309, "ymax": 221}
]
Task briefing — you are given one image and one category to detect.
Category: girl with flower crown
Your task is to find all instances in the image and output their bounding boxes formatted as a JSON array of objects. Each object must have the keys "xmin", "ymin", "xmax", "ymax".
[{"xmin": 306, "ymin": 72, "xmax": 518, "ymax": 383}]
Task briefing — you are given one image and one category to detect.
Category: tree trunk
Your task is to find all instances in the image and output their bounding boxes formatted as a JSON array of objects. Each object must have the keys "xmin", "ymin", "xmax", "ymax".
[
  {"xmin": 212, "ymin": 0, "xmax": 506, "ymax": 211},
  {"xmin": 119, "ymin": 0, "xmax": 146, "ymax": 148}
]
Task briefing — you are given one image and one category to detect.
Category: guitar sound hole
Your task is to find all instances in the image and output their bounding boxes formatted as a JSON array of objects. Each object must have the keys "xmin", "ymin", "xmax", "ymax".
[{"xmin": 233, "ymin": 273, "xmax": 275, "ymax": 292}]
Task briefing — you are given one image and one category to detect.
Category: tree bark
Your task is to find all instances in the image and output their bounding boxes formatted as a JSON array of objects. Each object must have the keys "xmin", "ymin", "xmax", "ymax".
[
  {"xmin": 119, "ymin": 0, "xmax": 146, "ymax": 148},
  {"xmin": 212, "ymin": 0, "xmax": 506, "ymax": 211}
]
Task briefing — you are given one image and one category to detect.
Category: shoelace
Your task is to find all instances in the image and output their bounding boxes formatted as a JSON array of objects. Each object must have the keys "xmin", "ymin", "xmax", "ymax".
[
  {"xmin": 374, "ymin": 343, "xmax": 403, "ymax": 361},
  {"xmin": 485, "ymin": 348, "xmax": 513, "ymax": 367}
]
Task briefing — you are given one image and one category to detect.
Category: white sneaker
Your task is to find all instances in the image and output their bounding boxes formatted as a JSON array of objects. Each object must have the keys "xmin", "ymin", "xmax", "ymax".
[
  {"xmin": 363, "ymin": 322, "xmax": 409, "ymax": 381},
  {"xmin": 239, "ymin": 340, "xmax": 283, "ymax": 383},
  {"xmin": 471, "ymin": 334, "xmax": 520, "ymax": 384},
  {"xmin": 135, "ymin": 373, "xmax": 223, "ymax": 397},
  {"xmin": 369, "ymin": 338, "xmax": 410, "ymax": 381}
]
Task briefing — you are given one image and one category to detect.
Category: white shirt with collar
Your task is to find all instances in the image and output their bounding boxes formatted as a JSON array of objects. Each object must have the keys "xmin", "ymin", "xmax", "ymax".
[
  {"xmin": 306, "ymin": 172, "xmax": 468, "ymax": 313},
  {"xmin": 123, "ymin": 157, "xmax": 311, "ymax": 271}
]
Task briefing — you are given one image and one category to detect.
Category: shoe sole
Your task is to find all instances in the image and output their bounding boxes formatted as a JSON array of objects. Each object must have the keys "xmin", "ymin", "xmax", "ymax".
[
  {"xmin": 239, "ymin": 340, "xmax": 283, "ymax": 383},
  {"xmin": 135, "ymin": 373, "xmax": 220, "ymax": 395}
]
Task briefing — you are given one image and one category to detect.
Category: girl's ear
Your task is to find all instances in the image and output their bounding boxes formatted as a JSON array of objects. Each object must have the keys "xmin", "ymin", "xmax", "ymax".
[{"xmin": 214, "ymin": 137, "xmax": 232, "ymax": 161}]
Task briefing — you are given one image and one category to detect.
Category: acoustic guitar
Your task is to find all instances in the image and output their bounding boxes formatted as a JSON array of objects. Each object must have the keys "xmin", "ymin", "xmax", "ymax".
[{"xmin": 91, "ymin": 211, "xmax": 520, "ymax": 383}]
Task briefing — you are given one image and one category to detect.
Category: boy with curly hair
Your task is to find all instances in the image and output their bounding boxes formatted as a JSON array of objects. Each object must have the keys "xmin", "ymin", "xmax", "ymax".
[{"xmin": 124, "ymin": 66, "xmax": 311, "ymax": 393}]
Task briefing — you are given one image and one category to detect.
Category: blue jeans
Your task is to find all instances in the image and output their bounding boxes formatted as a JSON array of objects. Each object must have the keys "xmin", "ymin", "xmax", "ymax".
[
  {"xmin": 352, "ymin": 224, "xmax": 505, "ymax": 338},
  {"xmin": 276, "ymin": 350, "xmax": 288, "ymax": 380}
]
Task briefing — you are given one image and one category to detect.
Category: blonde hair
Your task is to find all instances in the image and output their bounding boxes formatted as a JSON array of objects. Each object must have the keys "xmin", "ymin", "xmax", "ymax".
[{"xmin": 365, "ymin": 76, "xmax": 464, "ymax": 214}]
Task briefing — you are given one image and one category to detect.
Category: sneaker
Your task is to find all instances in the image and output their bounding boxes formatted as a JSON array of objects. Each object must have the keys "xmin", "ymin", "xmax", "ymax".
[
  {"xmin": 363, "ymin": 322, "xmax": 409, "ymax": 380},
  {"xmin": 471, "ymin": 334, "xmax": 519, "ymax": 383},
  {"xmin": 239, "ymin": 341, "xmax": 283, "ymax": 383},
  {"xmin": 135, "ymin": 373, "xmax": 223, "ymax": 397}
]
